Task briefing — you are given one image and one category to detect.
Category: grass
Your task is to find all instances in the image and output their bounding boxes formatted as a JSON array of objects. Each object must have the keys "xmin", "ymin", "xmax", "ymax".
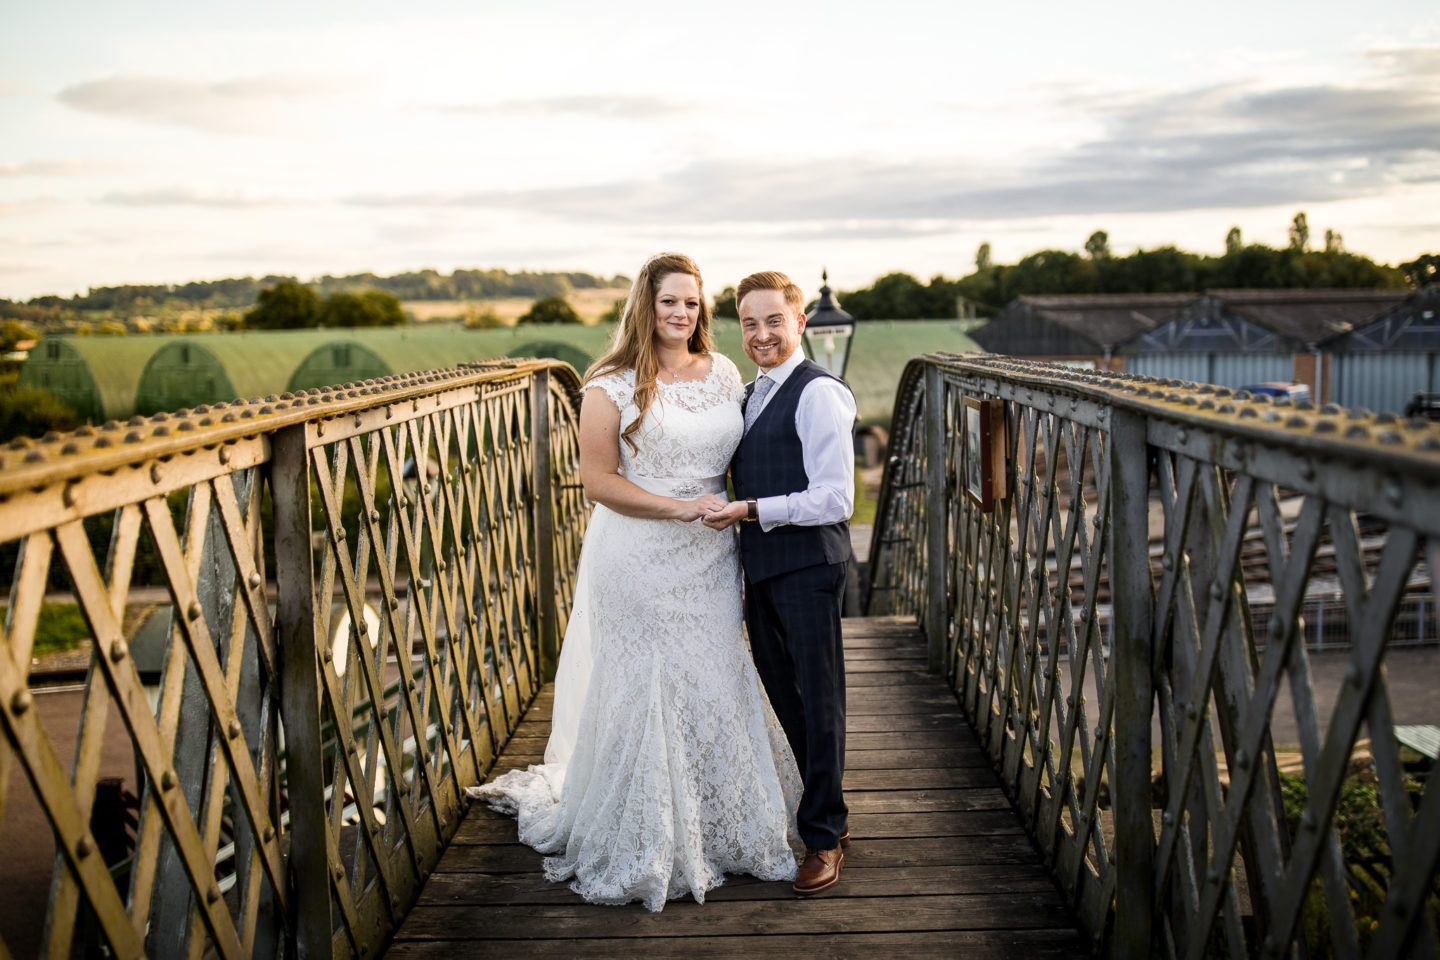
[
  {"xmin": 852, "ymin": 464, "xmax": 878, "ymax": 526},
  {"xmin": 1, "ymin": 603, "xmax": 92, "ymax": 657}
]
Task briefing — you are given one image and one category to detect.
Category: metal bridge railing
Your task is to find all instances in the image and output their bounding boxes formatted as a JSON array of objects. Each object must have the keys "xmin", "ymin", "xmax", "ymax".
[
  {"xmin": 0, "ymin": 359, "xmax": 586, "ymax": 959},
  {"xmin": 867, "ymin": 353, "xmax": 1440, "ymax": 959}
]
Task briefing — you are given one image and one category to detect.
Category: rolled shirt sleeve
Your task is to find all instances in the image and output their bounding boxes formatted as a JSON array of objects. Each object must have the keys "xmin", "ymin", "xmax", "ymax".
[{"xmin": 755, "ymin": 377, "xmax": 856, "ymax": 531}]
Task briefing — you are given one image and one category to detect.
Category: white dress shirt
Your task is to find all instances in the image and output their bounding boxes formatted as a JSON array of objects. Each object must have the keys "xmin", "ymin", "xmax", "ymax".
[{"xmin": 747, "ymin": 349, "xmax": 857, "ymax": 532}]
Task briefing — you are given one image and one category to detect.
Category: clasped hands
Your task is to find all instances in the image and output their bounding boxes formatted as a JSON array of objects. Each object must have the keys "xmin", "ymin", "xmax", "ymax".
[{"xmin": 672, "ymin": 494, "xmax": 748, "ymax": 530}]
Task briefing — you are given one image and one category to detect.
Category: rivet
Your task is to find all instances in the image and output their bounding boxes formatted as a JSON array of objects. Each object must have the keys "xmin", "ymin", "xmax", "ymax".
[
  {"xmin": 1299, "ymin": 461, "xmax": 1315, "ymax": 481},
  {"xmin": 1346, "ymin": 663, "xmax": 1363, "ymax": 687},
  {"xmin": 218, "ymin": 446, "xmax": 231, "ymax": 464},
  {"xmin": 335, "ymin": 527, "xmax": 345, "ymax": 541},
  {"xmin": 388, "ymin": 597, "xmax": 399, "ymax": 610},
  {"xmin": 1210, "ymin": 582, "xmax": 1224, "ymax": 601},
  {"xmin": 110, "ymin": 640, "xmax": 128, "ymax": 662},
  {"xmin": 263, "ymin": 825, "xmax": 275, "ymax": 842},
  {"xmin": 249, "ymin": 572, "xmax": 262, "ymax": 589},
  {"xmin": 188, "ymin": 601, "xmax": 202, "ymax": 621},
  {"xmin": 228, "ymin": 719, "xmax": 242, "ymax": 739},
  {"xmin": 1272, "ymin": 617, "xmax": 1288, "ymax": 641},
  {"xmin": 1301, "ymin": 810, "xmax": 1317, "ymax": 830},
  {"xmin": 1187, "ymin": 703, "xmax": 1198, "ymax": 720},
  {"xmin": 1162, "ymin": 811, "xmax": 1174, "ymax": 825},
  {"xmin": 1234, "ymin": 749, "xmax": 1249, "ymax": 770},
  {"xmin": 1384, "ymin": 477, "xmax": 1403, "ymax": 506},
  {"xmin": 76, "ymin": 836, "xmax": 94, "ymax": 857},
  {"xmin": 1177, "ymin": 428, "xmax": 1188, "ymax": 443},
  {"xmin": 161, "ymin": 770, "xmax": 177, "ymax": 790},
  {"xmin": 1207, "ymin": 866, "xmax": 1220, "ymax": 882},
  {"xmin": 334, "ymin": 865, "xmax": 345, "ymax": 882},
  {"xmin": 207, "ymin": 884, "xmax": 221, "ymax": 904},
  {"xmin": 1161, "ymin": 554, "xmax": 1173, "ymax": 570},
  {"xmin": 369, "ymin": 510, "xmax": 380, "ymax": 522},
  {"xmin": 62, "ymin": 482, "xmax": 79, "ymax": 507},
  {"xmin": 322, "ymin": 647, "xmax": 333, "ymax": 663},
  {"xmin": 10, "ymin": 690, "xmax": 34, "ymax": 715}
]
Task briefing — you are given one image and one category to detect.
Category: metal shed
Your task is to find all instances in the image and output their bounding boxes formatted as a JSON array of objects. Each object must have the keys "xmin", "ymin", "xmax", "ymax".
[
  {"xmin": 1118, "ymin": 289, "xmax": 1408, "ymax": 395},
  {"xmin": 134, "ymin": 331, "xmax": 354, "ymax": 416},
  {"xmin": 969, "ymin": 294, "xmax": 1193, "ymax": 367},
  {"xmin": 288, "ymin": 341, "xmax": 391, "ymax": 393},
  {"xmin": 1325, "ymin": 285, "xmax": 1440, "ymax": 413},
  {"xmin": 17, "ymin": 335, "xmax": 184, "ymax": 423},
  {"xmin": 1122, "ymin": 294, "xmax": 1301, "ymax": 387}
]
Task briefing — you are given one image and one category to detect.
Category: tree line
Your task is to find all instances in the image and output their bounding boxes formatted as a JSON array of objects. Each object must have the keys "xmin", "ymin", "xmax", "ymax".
[
  {"xmin": 712, "ymin": 215, "xmax": 1436, "ymax": 320},
  {"xmin": 0, "ymin": 266, "xmax": 629, "ymax": 327}
]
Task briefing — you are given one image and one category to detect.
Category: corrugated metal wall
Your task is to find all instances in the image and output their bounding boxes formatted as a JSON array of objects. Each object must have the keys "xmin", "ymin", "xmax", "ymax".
[
  {"xmin": 1332, "ymin": 353, "xmax": 1439, "ymax": 413},
  {"xmin": 1126, "ymin": 353, "xmax": 1293, "ymax": 388}
]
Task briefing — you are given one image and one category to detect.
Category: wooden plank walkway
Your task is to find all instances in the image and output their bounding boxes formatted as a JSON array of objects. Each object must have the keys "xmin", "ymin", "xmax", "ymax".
[{"xmin": 387, "ymin": 616, "xmax": 1087, "ymax": 958}]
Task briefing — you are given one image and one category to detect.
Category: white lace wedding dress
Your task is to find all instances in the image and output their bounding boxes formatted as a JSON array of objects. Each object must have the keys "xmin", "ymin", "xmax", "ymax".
[{"xmin": 467, "ymin": 352, "xmax": 801, "ymax": 911}]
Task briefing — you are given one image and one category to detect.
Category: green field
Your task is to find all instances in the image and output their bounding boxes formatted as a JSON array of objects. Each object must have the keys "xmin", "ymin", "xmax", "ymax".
[{"xmin": 19, "ymin": 319, "xmax": 978, "ymax": 429}]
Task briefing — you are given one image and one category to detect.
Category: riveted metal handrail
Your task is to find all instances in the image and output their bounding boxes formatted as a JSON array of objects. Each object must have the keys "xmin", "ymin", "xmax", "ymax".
[
  {"xmin": 0, "ymin": 358, "xmax": 587, "ymax": 960},
  {"xmin": 868, "ymin": 353, "xmax": 1440, "ymax": 958}
]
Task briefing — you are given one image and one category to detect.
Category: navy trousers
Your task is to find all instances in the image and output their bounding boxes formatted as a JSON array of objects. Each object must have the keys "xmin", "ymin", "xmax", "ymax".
[{"xmin": 744, "ymin": 560, "xmax": 848, "ymax": 851}]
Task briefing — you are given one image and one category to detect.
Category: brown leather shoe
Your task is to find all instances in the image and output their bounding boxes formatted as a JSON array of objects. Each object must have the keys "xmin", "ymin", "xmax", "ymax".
[
  {"xmin": 793, "ymin": 846, "xmax": 844, "ymax": 895},
  {"xmin": 839, "ymin": 820, "xmax": 851, "ymax": 847}
]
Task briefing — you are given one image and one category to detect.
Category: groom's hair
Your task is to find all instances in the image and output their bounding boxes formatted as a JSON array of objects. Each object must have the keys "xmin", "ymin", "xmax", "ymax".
[{"xmin": 736, "ymin": 271, "xmax": 804, "ymax": 315}]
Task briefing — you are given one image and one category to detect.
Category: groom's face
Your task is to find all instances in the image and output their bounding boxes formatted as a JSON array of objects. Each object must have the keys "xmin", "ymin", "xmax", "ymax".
[{"xmin": 739, "ymin": 289, "xmax": 806, "ymax": 372}]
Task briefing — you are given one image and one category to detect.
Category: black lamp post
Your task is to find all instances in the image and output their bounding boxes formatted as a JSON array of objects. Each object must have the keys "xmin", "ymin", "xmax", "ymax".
[{"xmin": 802, "ymin": 269, "xmax": 856, "ymax": 380}]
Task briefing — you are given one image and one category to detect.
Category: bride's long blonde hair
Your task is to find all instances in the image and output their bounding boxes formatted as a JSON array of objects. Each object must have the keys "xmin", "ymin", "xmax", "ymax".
[{"xmin": 586, "ymin": 253, "xmax": 715, "ymax": 454}]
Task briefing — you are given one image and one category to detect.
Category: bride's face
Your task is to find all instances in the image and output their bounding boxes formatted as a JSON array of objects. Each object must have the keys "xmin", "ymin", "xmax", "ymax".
[{"xmin": 652, "ymin": 272, "xmax": 700, "ymax": 349}]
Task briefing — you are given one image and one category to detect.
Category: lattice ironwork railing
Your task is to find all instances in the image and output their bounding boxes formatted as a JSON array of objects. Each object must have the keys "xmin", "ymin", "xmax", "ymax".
[
  {"xmin": 0, "ymin": 359, "xmax": 586, "ymax": 960},
  {"xmin": 868, "ymin": 354, "xmax": 1440, "ymax": 959}
]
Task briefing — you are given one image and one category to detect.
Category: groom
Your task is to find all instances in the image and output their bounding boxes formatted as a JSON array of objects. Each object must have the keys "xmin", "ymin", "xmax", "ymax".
[{"xmin": 703, "ymin": 270, "xmax": 856, "ymax": 895}]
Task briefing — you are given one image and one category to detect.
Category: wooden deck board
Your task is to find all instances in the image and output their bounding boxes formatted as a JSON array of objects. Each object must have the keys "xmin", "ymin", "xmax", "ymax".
[{"xmin": 386, "ymin": 616, "xmax": 1086, "ymax": 957}]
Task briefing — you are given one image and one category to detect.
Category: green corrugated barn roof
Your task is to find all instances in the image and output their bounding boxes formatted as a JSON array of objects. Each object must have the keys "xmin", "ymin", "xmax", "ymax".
[{"xmin": 18, "ymin": 335, "xmax": 186, "ymax": 422}]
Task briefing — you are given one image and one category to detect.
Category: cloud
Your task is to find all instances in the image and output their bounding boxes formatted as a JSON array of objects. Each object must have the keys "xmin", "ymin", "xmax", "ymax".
[
  {"xmin": 0, "ymin": 198, "xmax": 61, "ymax": 217},
  {"xmin": 56, "ymin": 73, "xmax": 353, "ymax": 135},
  {"xmin": 354, "ymin": 51, "xmax": 1440, "ymax": 226},
  {"xmin": 0, "ymin": 159, "xmax": 113, "ymax": 177},
  {"xmin": 1367, "ymin": 44, "xmax": 1440, "ymax": 79},
  {"xmin": 434, "ymin": 95, "xmax": 693, "ymax": 120},
  {"xmin": 99, "ymin": 186, "xmax": 299, "ymax": 208}
]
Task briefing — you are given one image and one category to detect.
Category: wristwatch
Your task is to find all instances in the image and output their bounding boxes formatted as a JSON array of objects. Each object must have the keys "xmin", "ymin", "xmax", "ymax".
[{"xmin": 744, "ymin": 498, "xmax": 758, "ymax": 521}]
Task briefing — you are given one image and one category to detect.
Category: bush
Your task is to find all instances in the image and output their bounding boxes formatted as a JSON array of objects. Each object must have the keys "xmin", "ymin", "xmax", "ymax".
[
  {"xmin": 0, "ymin": 382, "xmax": 79, "ymax": 441},
  {"xmin": 246, "ymin": 279, "xmax": 319, "ymax": 329},
  {"xmin": 518, "ymin": 295, "xmax": 581, "ymax": 325},
  {"xmin": 318, "ymin": 289, "xmax": 406, "ymax": 327},
  {"xmin": 463, "ymin": 304, "xmax": 506, "ymax": 329},
  {"xmin": 599, "ymin": 297, "xmax": 625, "ymax": 324}
]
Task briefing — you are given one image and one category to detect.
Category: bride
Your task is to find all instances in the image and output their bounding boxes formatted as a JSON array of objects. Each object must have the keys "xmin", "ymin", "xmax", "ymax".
[{"xmin": 468, "ymin": 253, "xmax": 800, "ymax": 910}]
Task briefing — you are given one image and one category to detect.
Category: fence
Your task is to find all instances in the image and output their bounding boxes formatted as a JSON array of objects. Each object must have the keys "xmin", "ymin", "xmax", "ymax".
[
  {"xmin": 0, "ymin": 359, "xmax": 587, "ymax": 959},
  {"xmin": 867, "ymin": 354, "xmax": 1440, "ymax": 958}
]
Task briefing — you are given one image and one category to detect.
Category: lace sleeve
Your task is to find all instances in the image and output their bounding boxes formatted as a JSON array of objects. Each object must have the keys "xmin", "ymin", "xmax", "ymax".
[
  {"xmin": 711, "ymin": 353, "xmax": 745, "ymax": 403},
  {"xmin": 587, "ymin": 369, "xmax": 634, "ymax": 410}
]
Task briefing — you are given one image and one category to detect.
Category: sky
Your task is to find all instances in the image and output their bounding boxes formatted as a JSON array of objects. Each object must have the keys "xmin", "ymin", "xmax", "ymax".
[{"xmin": 2, "ymin": 0, "xmax": 1438, "ymax": 301}]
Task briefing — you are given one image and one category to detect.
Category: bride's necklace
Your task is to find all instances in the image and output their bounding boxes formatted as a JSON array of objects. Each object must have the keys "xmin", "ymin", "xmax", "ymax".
[{"xmin": 657, "ymin": 356, "xmax": 696, "ymax": 383}]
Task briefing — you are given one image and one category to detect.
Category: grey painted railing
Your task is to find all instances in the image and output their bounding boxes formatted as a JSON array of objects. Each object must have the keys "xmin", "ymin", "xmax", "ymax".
[
  {"xmin": 867, "ymin": 353, "xmax": 1440, "ymax": 959},
  {"xmin": 0, "ymin": 359, "xmax": 586, "ymax": 959}
]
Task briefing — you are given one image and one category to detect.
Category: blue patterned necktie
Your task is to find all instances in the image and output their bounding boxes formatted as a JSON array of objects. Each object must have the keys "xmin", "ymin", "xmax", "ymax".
[{"xmin": 744, "ymin": 375, "xmax": 775, "ymax": 434}]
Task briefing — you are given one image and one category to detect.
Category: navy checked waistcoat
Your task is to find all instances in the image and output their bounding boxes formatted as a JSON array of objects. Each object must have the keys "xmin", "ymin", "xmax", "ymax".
[{"xmin": 733, "ymin": 359, "xmax": 853, "ymax": 583}]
